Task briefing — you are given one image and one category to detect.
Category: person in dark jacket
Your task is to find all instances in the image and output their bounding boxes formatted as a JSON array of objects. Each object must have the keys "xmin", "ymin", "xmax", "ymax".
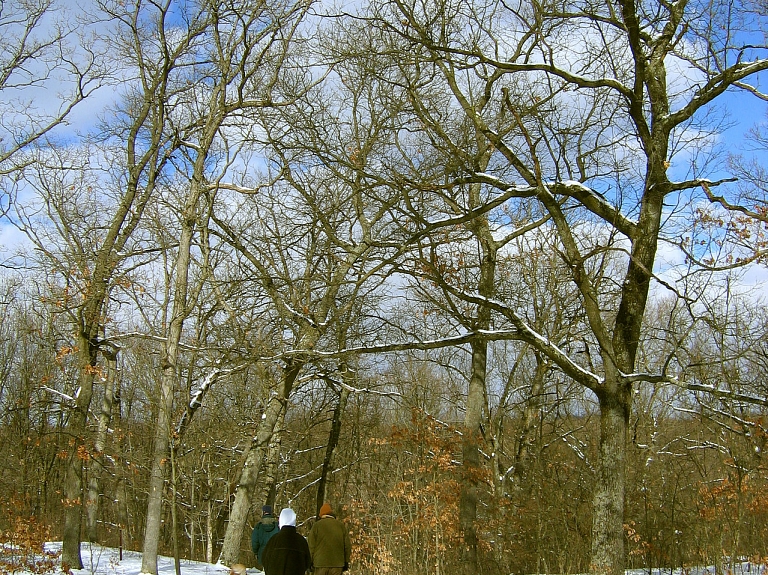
[
  {"xmin": 261, "ymin": 508, "xmax": 311, "ymax": 575},
  {"xmin": 307, "ymin": 503, "xmax": 351, "ymax": 575},
  {"xmin": 251, "ymin": 505, "xmax": 279, "ymax": 566}
]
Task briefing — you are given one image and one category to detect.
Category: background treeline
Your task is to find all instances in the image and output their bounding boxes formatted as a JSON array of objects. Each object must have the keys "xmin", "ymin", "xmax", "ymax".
[
  {"xmin": 0, "ymin": 277, "xmax": 767, "ymax": 574},
  {"xmin": 2, "ymin": 1, "xmax": 768, "ymax": 575}
]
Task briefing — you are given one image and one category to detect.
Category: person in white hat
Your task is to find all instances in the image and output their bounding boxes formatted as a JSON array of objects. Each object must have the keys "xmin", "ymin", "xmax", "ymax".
[{"xmin": 261, "ymin": 508, "xmax": 311, "ymax": 575}]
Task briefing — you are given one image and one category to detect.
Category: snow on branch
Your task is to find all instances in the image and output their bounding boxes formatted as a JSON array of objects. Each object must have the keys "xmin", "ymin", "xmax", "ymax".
[
  {"xmin": 684, "ymin": 382, "xmax": 768, "ymax": 409},
  {"xmin": 452, "ymin": 288, "xmax": 604, "ymax": 389},
  {"xmin": 40, "ymin": 385, "xmax": 76, "ymax": 404},
  {"xmin": 549, "ymin": 181, "xmax": 638, "ymax": 238},
  {"xmin": 629, "ymin": 373, "xmax": 768, "ymax": 409},
  {"xmin": 174, "ymin": 364, "xmax": 248, "ymax": 441}
]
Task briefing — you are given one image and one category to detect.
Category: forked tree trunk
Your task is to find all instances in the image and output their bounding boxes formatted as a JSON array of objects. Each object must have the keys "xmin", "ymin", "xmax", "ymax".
[
  {"xmin": 218, "ymin": 362, "xmax": 302, "ymax": 565},
  {"xmin": 459, "ymin": 148, "xmax": 496, "ymax": 575}
]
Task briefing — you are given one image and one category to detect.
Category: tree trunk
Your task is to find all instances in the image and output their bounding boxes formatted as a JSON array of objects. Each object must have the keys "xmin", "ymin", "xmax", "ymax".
[
  {"xmin": 590, "ymin": 386, "xmax": 631, "ymax": 575},
  {"xmin": 513, "ymin": 355, "xmax": 547, "ymax": 483},
  {"xmin": 206, "ymin": 498, "xmax": 214, "ymax": 564},
  {"xmin": 86, "ymin": 348, "xmax": 118, "ymax": 542},
  {"xmin": 218, "ymin": 362, "xmax": 301, "ymax": 565},
  {"xmin": 316, "ymin": 386, "xmax": 350, "ymax": 515},
  {"xmin": 61, "ymin": 340, "xmax": 97, "ymax": 570},
  {"xmin": 170, "ymin": 442, "xmax": 181, "ymax": 575},
  {"xmin": 460, "ymin": 340, "xmax": 486, "ymax": 575},
  {"xmin": 140, "ymin": 365, "xmax": 176, "ymax": 574},
  {"xmin": 141, "ymin": 192, "xmax": 198, "ymax": 574},
  {"xmin": 255, "ymin": 406, "xmax": 286, "ymax": 511},
  {"xmin": 113, "ymin": 385, "xmax": 131, "ymax": 552}
]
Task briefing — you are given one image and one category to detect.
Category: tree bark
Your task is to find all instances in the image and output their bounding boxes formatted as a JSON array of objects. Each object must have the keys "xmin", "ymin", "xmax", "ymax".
[
  {"xmin": 61, "ymin": 345, "xmax": 95, "ymax": 570},
  {"xmin": 591, "ymin": 385, "xmax": 631, "ymax": 575},
  {"xmin": 85, "ymin": 348, "xmax": 118, "ymax": 543},
  {"xmin": 461, "ymin": 340, "xmax": 486, "ymax": 574}
]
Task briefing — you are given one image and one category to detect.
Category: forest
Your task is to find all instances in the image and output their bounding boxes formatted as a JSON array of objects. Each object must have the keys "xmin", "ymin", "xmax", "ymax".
[{"xmin": 1, "ymin": 0, "xmax": 768, "ymax": 575}]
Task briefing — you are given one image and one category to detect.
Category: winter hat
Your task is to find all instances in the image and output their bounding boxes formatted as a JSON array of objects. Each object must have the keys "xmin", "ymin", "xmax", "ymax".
[
  {"xmin": 262, "ymin": 505, "xmax": 273, "ymax": 516},
  {"xmin": 230, "ymin": 564, "xmax": 247, "ymax": 575},
  {"xmin": 319, "ymin": 503, "xmax": 333, "ymax": 517},
  {"xmin": 279, "ymin": 507, "xmax": 297, "ymax": 528}
]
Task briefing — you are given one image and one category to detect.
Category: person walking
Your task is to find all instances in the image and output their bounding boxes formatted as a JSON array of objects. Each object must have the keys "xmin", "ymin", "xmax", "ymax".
[
  {"xmin": 261, "ymin": 508, "xmax": 311, "ymax": 575},
  {"xmin": 307, "ymin": 503, "xmax": 351, "ymax": 575},
  {"xmin": 251, "ymin": 505, "xmax": 279, "ymax": 567}
]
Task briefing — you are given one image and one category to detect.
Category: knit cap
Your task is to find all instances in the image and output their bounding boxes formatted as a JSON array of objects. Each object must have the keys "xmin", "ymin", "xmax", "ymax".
[
  {"xmin": 262, "ymin": 505, "xmax": 273, "ymax": 516},
  {"xmin": 319, "ymin": 503, "xmax": 333, "ymax": 517}
]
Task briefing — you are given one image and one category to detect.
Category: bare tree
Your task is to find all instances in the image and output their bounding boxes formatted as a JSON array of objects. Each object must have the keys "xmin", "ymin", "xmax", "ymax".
[
  {"xmin": 15, "ymin": 141, "xmax": 166, "ymax": 568},
  {"xmin": 10, "ymin": 0, "xmax": 208, "ymax": 561},
  {"xmin": 133, "ymin": 0, "xmax": 314, "ymax": 570},
  {"xmin": 211, "ymin": 24, "xmax": 415, "ymax": 555}
]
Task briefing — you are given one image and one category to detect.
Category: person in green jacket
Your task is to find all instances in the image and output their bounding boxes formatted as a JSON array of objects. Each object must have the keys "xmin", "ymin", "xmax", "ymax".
[
  {"xmin": 307, "ymin": 503, "xmax": 351, "ymax": 575},
  {"xmin": 251, "ymin": 505, "xmax": 279, "ymax": 567}
]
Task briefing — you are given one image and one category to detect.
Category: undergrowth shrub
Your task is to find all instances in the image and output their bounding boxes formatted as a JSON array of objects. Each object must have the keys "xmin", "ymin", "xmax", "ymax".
[{"xmin": 0, "ymin": 497, "xmax": 59, "ymax": 575}]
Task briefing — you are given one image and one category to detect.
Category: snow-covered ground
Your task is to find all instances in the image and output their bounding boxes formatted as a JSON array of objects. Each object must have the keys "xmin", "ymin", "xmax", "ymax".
[
  {"xmin": 40, "ymin": 543, "xmax": 265, "ymax": 575},
  {"xmin": 7, "ymin": 542, "xmax": 767, "ymax": 575}
]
